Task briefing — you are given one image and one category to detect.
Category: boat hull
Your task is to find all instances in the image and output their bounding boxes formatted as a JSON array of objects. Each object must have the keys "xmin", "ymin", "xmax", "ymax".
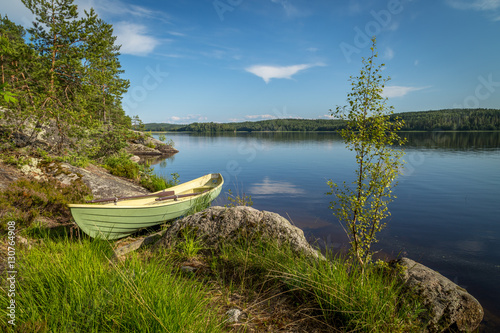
[{"xmin": 68, "ymin": 173, "xmax": 223, "ymax": 240}]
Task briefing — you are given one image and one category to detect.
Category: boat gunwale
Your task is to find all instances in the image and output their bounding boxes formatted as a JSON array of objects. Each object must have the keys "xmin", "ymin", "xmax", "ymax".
[{"xmin": 68, "ymin": 173, "xmax": 223, "ymax": 209}]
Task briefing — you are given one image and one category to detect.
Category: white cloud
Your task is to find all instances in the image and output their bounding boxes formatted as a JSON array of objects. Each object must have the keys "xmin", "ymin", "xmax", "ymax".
[
  {"xmin": 1, "ymin": 1, "xmax": 36, "ymax": 27},
  {"xmin": 446, "ymin": 0, "xmax": 500, "ymax": 10},
  {"xmin": 245, "ymin": 114, "xmax": 277, "ymax": 120},
  {"xmin": 270, "ymin": 0, "xmax": 304, "ymax": 18},
  {"xmin": 245, "ymin": 63, "xmax": 323, "ymax": 83},
  {"xmin": 347, "ymin": 0, "xmax": 364, "ymax": 14},
  {"xmin": 446, "ymin": 0, "xmax": 500, "ymax": 20},
  {"xmin": 166, "ymin": 114, "xmax": 207, "ymax": 124},
  {"xmin": 76, "ymin": 0, "xmax": 171, "ymax": 22},
  {"xmin": 382, "ymin": 85, "xmax": 428, "ymax": 98},
  {"xmin": 384, "ymin": 47, "xmax": 394, "ymax": 60},
  {"xmin": 387, "ymin": 21, "xmax": 400, "ymax": 31},
  {"xmin": 167, "ymin": 31, "xmax": 186, "ymax": 37},
  {"xmin": 113, "ymin": 22, "xmax": 160, "ymax": 56},
  {"xmin": 76, "ymin": 0, "xmax": 170, "ymax": 57},
  {"xmin": 320, "ymin": 114, "xmax": 335, "ymax": 119},
  {"xmin": 1, "ymin": 0, "xmax": 165, "ymax": 57}
]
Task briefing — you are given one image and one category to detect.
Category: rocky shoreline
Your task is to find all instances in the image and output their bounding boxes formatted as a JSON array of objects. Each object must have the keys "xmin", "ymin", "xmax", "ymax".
[{"xmin": 126, "ymin": 131, "xmax": 179, "ymax": 159}]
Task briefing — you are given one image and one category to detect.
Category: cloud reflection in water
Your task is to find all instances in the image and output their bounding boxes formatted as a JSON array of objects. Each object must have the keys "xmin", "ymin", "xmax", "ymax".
[{"xmin": 248, "ymin": 177, "xmax": 305, "ymax": 196}]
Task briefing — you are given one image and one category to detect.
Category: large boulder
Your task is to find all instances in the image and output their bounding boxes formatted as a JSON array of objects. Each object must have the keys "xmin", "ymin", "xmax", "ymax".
[
  {"xmin": 0, "ymin": 157, "xmax": 149, "ymax": 200},
  {"xmin": 394, "ymin": 257, "xmax": 483, "ymax": 332},
  {"xmin": 45, "ymin": 162, "xmax": 149, "ymax": 199},
  {"xmin": 63, "ymin": 163, "xmax": 149, "ymax": 199},
  {"xmin": 154, "ymin": 206, "xmax": 323, "ymax": 260}
]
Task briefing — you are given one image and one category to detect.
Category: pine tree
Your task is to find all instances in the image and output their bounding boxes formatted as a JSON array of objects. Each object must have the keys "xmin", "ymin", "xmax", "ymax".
[
  {"xmin": 0, "ymin": 14, "xmax": 45, "ymax": 144},
  {"xmin": 81, "ymin": 9, "xmax": 129, "ymax": 125},
  {"xmin": 22, "ymin": 0, "xmax": 89, "ymax": 150}
]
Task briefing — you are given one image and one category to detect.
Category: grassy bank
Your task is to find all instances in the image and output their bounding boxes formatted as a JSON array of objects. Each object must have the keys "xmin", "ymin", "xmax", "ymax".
[
  {"xmin": 0, "ymin": 232, "xmax": 423, "ymax": 332},
  {"xmin": 0, "ymin": 236, "xmax": 224, "ymax": 332}
]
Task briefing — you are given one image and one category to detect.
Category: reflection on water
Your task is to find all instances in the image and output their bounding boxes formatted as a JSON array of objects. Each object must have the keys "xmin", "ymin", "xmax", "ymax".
[
  {"xmin": 187, "ymin": 131, "xmax": 344, "ymax": 143},
  {"xmin": 140, "ymin": 154, "xmax": 176, "ymax": 166},
  {"xmin": 171, "ymin": 130, "xmax": 500, "ymax": 148},
  {"xmin": 152, "ymin": 131, "xmax": 500, "ymax": 330},
  {"xmin": 248, "ymin": 177, "xmax": 305, "ymax": 196},
  {"xmin": 401, "ymin": 131, "xmax": 500, "ymax": 150}
]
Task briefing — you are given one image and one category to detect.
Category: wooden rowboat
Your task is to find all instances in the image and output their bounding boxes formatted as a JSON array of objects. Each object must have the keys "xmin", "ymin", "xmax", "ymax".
[{"xmin": 68, "ymin": 173, "xmax": 223, "ymax": 240}]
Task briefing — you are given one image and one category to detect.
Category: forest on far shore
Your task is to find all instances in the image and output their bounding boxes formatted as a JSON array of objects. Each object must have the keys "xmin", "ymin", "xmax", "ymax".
[{"xmin": 143, "ymin": 109, "xmax": 500, "ymax": 133}]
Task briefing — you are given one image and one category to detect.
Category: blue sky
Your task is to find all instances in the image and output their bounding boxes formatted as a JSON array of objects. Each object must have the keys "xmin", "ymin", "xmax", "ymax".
[{"xmin": 4, "ymin": 0, "xmax": 500, "ymax": 123}]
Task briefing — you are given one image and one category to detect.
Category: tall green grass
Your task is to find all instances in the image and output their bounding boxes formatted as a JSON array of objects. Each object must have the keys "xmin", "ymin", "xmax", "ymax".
[
  {"xmin": 217, "ymin": 239, "xmax": 423, "ymax": 333},
  {"xmin": 0, "ymin": 238, "xmax": 223, "ymax": 332}
]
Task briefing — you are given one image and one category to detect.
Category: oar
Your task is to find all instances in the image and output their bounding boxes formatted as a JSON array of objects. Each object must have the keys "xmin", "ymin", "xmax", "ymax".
[
  {"xmin": 155, "ymin": 190, "xmax": 209, "ymax": 202},
  {"xmin": 86, "ymin": 190, "xmax": 175, "ymax": 204}
]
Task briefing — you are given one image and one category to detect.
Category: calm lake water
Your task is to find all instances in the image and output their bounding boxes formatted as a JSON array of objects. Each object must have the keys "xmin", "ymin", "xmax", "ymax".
[{"xmin": 151, "ymin": 131, "xmax": 500, "ymax": 330}]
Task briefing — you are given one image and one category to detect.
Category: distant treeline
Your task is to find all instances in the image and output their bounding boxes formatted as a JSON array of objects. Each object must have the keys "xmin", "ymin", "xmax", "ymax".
[{"xmin": 145, "ymin": 109, "xmax": 500, "ymax": 132}]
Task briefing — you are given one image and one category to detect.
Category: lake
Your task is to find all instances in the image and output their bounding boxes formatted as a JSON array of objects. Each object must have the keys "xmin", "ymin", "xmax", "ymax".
[{"xmin": 150, "ymin": 131, "xmax": 500, "ymax": 330}]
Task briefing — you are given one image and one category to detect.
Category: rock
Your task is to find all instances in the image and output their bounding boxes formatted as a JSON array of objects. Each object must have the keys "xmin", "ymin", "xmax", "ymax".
[
  {"xmin": 17, "ymin": 235, "xmax": 31, "ymax": 249},
  {"xmin": 394, "ymin": 257, "xmax": 483, "ymax": 332},
  {"xmin": 0, "ymin": 164, "xmax": 19, "ymax": 190},
  {"xmin": 127, "ymin": 142, "xmax": 164, "ymax": 156},
  {"xmin": 114, "ymin": 231, "xmax": 163, "ymax": 257},
  {"xmin": 154, "ymin": 206, "xmax": 323, "ymax": 260},
  {"xmin": 45, "ymin": 162, "xmax": 149, "ymax": 199},
  {"xmin": 129, "ymin": 155, "xmax": 141, "ymax": 163},
  {"xmin": 20, "ymin": 158, "xmax": 47, "ymax": 181},
  {"xmin": 180, "ymin": 265, "xmax": 196, "ymax": 275},
  {"xmin": 66, "ymin": 164, "xmax": 150, "ymax": 199},
  {"xmin": 0, "ymin": 156, "xmax": 149, "ymax": 200},
  {"xmin": 225, "ymin": 308, "xmax": 243, "ymax": 323},
  {"xmin": 4, "ymin": 119, "xmax": 66, "ymax": 152},
  {"xmin": 127, "ymin": 132, "xmax": 179, "ymax": 156}
]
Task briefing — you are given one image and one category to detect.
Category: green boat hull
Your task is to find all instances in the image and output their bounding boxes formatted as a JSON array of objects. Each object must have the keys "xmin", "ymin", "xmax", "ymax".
[{"xmin": 68, "ymin": 173, "xmax": 223, "ymax": 240}]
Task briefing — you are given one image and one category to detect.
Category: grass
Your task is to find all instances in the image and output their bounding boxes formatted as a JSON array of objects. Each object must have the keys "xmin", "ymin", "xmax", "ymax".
[
  {"xmin": 224, "ymin": 189, "xmax": 253, "ymax": 208},
  {"xmin": 0, "ymin": 237, "xmax": 224, "ymax": 332},
  {"xmin": 212, "ymin": 239, "xmax": 423, "ymax": 332},
  {"xmin": 0, "ymin": 226, "xmax": 424, "ymax": 332}
]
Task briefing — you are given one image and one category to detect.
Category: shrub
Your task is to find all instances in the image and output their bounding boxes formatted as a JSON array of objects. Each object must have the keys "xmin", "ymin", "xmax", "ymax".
[
  {"xmin": 87, "ymin": 126, "xmax": 129, "ymax": 160},
  {"xmin": 0, "ymin": 178, "xmax": 90, "ymax": 232},
  {"xmin": 103, "ymin": 153, "xmax": 140, "ymax": 180},
  {"xmin": 139, "ymin": 168, "xmax": 179, "ymax": 192}
]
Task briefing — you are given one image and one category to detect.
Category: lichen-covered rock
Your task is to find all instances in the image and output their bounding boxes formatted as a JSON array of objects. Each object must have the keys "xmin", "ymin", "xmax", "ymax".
[
  {"xmin": 126, "ymin": 142, "xmax": 164, "ymax": 156},
  {"xmin": 127, "ymin": 132, "xmax": 178, "ymax": 156},
  {"xmin": 129, "ymin": 155, "xmax": 141, "ymax": 163},
  {"xmin": 395, "ymin": 257, "xmax": 483, "ymax": 332},
  {"xmin": 68, "ymin": 164, "xmax": 149, "ymax": 199},
  {"xmin": 46, "ymin": 163, "xmax": 149, "ymax": 199},
  {"xmin": 154, "ymin": 206, "xmax": 323, "ymax": 260},
  {"xmin": 20, "ymin": 158, "xmax": 46, "ymax": 181}
]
